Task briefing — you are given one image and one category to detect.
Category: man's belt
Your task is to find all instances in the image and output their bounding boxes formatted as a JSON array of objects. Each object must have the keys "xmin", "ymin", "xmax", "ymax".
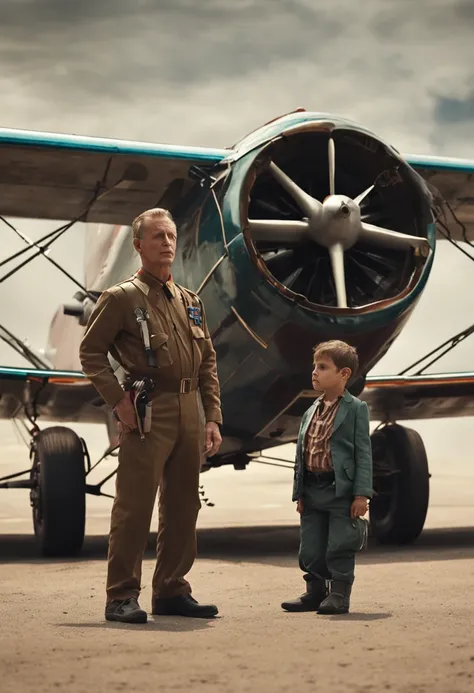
[{"xmin": 125, "ymin": 374, "xmax": 199, "ymax": 394}]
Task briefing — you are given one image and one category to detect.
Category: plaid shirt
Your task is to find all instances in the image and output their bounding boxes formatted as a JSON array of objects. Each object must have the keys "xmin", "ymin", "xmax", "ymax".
[{"xmin": 304, "ymin": 397, "xmax": 341, "ymax": 472}]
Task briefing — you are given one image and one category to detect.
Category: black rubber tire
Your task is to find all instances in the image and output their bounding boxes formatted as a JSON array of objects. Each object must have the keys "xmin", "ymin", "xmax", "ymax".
[
  {"xmin": 370, "ymin": 424, "xmax": 430, "ymax": 545},
  {"xmin": 31, "ymin": 426, "xmax": 86, "ymax": 557}
]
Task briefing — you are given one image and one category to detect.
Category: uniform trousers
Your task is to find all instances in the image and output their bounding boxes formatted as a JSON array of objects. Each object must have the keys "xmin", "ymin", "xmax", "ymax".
[{"xmin": 106, "ymin": 389, "xmax": 204, "ymax": 602}]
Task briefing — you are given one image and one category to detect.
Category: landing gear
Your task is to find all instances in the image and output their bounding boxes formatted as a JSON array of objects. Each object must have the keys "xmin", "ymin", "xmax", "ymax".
[
  {"xmin": 30, "ymin": 426, "xmax": 86, "ymax": 557},
  {"xmin": 370, "ymin": 424, "xmax": 430, "ymax": 545}
]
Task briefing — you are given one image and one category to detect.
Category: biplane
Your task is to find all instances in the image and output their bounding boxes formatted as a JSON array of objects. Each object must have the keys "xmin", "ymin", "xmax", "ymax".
[{"xmin": 0, "ymin": 109, "xmax": 473, "ymax": 557}]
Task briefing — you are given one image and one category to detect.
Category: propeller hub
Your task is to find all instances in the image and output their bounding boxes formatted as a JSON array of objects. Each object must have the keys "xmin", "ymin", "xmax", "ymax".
[
  {"xmin": 308, "ymin": 195, "xmax": 361, "ymax": 251},
  {"xmin": 340, "ymin": 204, "xmax": 350, "ymax": 218}
]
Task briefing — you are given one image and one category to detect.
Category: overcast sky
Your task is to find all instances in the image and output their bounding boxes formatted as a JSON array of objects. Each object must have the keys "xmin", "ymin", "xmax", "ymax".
[
  {"xmin": 1, "ymin": 0, "xmax": 474, "ymax": 155},
  {"xmin": 0, "ymin": 0, "xmax": 473, "ymax": 378}
]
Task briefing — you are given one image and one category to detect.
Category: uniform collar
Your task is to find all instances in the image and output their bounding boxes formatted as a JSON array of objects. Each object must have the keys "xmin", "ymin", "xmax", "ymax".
[{"xmin": 136, "ymin": 268, "xmax": 176, "ymax": 298}]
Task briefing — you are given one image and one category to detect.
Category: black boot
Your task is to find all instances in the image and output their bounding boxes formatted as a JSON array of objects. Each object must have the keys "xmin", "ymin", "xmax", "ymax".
[
  {"xmin": 105, "ymin": 597, "xmax": 147, "ymax": 624},
  {"xmin": 152, "ymin": 594, "xmax": 218, "ymax": 619},
  {"xmin": 317, "ymin": 580, "xmax": 352, "ymax": 615},
  {"xmin": 281, "ymin": 576, "xmax": 328, "ymax": 612}
]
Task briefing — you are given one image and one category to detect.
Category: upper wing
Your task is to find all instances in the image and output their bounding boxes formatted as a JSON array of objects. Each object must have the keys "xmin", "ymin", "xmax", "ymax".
[
  {"xmin": 2, "ymin": 125, "xmax": 473, "ymax": 237},
  {"xmin": 406, "ymin": 153, "xmax": 474, "ymax": 244},
  {"xmin": 0, "ymin": 127, "xmax": 229, "ymax": 225},
  {"xmin": 361, "ymin": 372, "xmax": 474, "ymax": 422}
]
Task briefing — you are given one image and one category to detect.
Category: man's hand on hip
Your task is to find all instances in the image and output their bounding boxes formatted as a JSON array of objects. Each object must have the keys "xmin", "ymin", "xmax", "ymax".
[
  {"xmin": 204, "ymin": 422, "xmax": 222, "ymax": 457},
  {"xmin": 114, "ymin": 395, "xmax": 137, "ymax": 433}
]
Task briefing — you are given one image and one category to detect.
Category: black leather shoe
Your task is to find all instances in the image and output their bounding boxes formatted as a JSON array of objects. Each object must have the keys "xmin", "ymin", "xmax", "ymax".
[
  {"xmin": 317, "ymin": 580, "xmax": 352, "ymax": 615},
  {"xmin": 152, "ymin": 594, "xmax": 218, "ymax": 618},
  {"xmin": 281, "ymin": 576, "xmax": 328, "ymax": 612},
  {"xmin": 105, "ymin": 597, "xmax": 147, "ymax": 624}
]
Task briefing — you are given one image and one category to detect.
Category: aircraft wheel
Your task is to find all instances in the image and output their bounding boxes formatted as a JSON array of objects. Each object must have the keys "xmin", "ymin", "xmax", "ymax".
[
  {"xmin": 30, "ymin": 426, "xmax": 86, "ymax": 557},
  {"xmin": 370, "ymin": 424, "xmax": 429, "ymax": 545}
]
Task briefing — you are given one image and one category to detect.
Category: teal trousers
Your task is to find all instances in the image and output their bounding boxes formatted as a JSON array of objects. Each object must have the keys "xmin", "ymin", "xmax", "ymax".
[{"xmin": 298, "ymin": 478, "xmax": 363, "ymax": 585}]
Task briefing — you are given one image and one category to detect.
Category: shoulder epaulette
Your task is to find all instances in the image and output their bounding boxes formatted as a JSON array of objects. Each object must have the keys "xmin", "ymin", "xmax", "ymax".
[
  {"xmin": 105, "ymin": 279, "xmax": 135, "ymax": 298},
  {"xmin": 175, "ymin": 284, "xmax": 202, "ymax": 307}
]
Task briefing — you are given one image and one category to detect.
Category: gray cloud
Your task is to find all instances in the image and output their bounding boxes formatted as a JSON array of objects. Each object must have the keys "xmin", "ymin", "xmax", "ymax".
[
  {"xmin": 0, "ymin": 0, "xmax": 473, "ymax": 155},
  {"xmin": 435, "ymin": 95, "xmax": 474, "ymax": 124}
]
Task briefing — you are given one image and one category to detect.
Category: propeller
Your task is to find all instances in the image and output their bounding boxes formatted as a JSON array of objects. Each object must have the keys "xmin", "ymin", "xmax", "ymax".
[{"xmin": 247, "ymin": 135, "xmax": 430, "ymax": 308}]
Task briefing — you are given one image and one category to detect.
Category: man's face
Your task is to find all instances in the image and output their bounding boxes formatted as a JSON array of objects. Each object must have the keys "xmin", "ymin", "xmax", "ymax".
[
  {"xmin": 312, "ymin": 354, "xmax": 349, "ymax": 393},
  {"xmin": 134, "ymin": 217, "xmax": 177, "ymax": 266}
]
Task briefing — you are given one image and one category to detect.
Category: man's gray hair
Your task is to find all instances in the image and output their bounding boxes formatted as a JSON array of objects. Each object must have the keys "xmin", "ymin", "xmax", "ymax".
[{"xmin": 132, "ymin": 208, "xmax": 176, "ymax": 240}]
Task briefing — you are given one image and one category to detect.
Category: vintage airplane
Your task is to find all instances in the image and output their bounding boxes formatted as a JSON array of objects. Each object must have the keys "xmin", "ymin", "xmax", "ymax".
[{"xmin": 0, "ymin": 109, "xmax": 473, "ymax": 557}]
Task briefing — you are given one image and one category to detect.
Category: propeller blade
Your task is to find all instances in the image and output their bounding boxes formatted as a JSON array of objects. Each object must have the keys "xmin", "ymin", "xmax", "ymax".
[
  {"xmin": 268, "ymin": 162, "xmax": 319, "ymax": 217},
  {"xmin": 360, "ymin": 222, "xmax": 431, "ymax": 252},
  {"xmin": 361, "ymin": 210, "xmax": 385, "ymax": 223},
  {"xmin": 328, "ymin": 137, "xmax": 335, "ymax": 196},
  {"xmin": 248, "ymin": 219, "xmax": 309, "ymax": 243},
  {"xmin": 329, "ymin": 243, "xmax": 347, "ymax": 308},
  {"xmin": 282, "ymin": 267, "xmax": 303, "ymax": 289},
  {"xmin": 354, "ymin": 185, "xmax": 374, "ymax": 206}
]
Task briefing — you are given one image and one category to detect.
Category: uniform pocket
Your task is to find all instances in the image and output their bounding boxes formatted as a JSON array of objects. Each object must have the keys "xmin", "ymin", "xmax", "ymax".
[
  {"xmin": 191, "ymin": 325, "xmax": 205, "ymax": 340},
  {"xmin": 149, "ymin": 332, "xmax": 174, "ymax": 368}
]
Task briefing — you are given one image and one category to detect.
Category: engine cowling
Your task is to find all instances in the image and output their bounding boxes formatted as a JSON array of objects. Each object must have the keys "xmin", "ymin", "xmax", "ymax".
[
  {"xmin": 236, "ymin": 114, "xmax": 434, "ymax": 313},
  {"xmin": 188, "ymin": 111, "xmax": 437, "ymax": 388}
]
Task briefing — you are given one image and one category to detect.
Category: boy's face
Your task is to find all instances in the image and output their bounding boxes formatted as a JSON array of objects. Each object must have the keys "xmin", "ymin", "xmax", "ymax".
[{"xmin": 312, "ymin": 354, "xmax": 350, "ymax": 393}]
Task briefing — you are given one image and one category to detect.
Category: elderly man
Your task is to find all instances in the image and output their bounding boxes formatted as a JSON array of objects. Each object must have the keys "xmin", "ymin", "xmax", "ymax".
[{"xmin": 80, "ymin": 207, "xmax": 222, "ymax": 624}]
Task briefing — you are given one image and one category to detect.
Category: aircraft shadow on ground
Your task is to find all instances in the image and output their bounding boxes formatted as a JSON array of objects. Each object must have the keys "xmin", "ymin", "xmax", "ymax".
[{"xmin": 1, "ymin": 525, "xmax": 474, "ymax": 566}]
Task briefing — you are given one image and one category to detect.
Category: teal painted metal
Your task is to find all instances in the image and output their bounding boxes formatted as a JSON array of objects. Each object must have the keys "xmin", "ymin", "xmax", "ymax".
[
  {"xmin": 229, "ymin": 111, "xmax": 380, "ymax": 161},
  {"xmin": 3, "ymin": 120, "xmax": 474, "ymax": 172},
  {"xmin": 0, "ymin": 366, "xmax": 86, "ymax": 380},
  {"xmin": 221, "ymin": 141, "xmax": 436, "ymax": 337},
  {"xmin": 0, "ymin": 127, "xmax": 229, "ymax": 162},
  {"xmin": 405, "ymin": 153, "xmax": 474, "ymax": 172},
  {"xmin": 366, "ymin": 372, "xmax": 474, "ymax": 383}
]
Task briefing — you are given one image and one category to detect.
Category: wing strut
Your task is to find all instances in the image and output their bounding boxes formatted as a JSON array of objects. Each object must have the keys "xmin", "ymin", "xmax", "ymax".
[
  {"xmin": 395, "ymin": 199, "xmax": 474, "ymax": 375},
  {"xmin": 0, "ymin": 172, "xmax": 114, "ymax": 366},
  {"xmin": 398, "ymin": 321, "xmax": 474, "ymax": 376},
  {"xmin": 0, "ymin": 159, "xmax": 113, "ymax": 300},
  {"xmin": 0, "ymin": 216, "xmax": 97, "ymax": 300},
  {"xmin": 0, "ymin": 324, "xmax": 49, "ymax": 369}
]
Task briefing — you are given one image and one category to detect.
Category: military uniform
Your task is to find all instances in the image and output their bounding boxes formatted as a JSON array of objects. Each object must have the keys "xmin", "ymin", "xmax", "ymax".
[{"xmin": 79, "ymin": 268, "xmax": 222, "ymax": 613}]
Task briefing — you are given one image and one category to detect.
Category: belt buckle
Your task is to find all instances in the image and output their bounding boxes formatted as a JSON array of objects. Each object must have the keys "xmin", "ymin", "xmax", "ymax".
[{"xmin": 180, "ymin": 378, "xmax": 192, "ymax": 394}]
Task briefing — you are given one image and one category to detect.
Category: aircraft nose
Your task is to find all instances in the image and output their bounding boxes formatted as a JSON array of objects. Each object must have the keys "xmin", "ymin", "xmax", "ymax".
[{"xmin": 242, "ymin": 127, "xmax": 432, "ymax": 311}]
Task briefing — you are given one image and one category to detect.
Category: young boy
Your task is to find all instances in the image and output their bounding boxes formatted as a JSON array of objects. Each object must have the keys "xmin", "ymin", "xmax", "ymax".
[{"xmin": 281, "ymin": 340, "xmax": 373, "ymax": 615}]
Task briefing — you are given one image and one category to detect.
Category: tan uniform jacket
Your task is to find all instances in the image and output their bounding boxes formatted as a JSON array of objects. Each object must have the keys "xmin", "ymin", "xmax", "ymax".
[{"xmin": 79, "ymin": 269, "xmax": 222, "ymax": 425}]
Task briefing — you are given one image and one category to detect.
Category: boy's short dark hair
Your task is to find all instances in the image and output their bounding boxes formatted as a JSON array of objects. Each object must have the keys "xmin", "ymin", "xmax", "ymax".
[{"xmin": 312, "ymin": 340, "xmax": 359, "ymax": 375}]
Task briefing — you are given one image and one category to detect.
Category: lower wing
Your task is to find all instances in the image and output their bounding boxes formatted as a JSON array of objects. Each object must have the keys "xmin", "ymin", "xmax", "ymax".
[{"xmin": 361, "ymin": 372, "xmax": 474, "ymax": 421}]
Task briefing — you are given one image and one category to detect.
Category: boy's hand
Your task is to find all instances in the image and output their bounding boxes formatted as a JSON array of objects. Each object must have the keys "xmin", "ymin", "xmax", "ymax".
[
  {"xmin": 351, "ymin": 496, "xmax": 369, "ymax": 519},
  {"xmin": 296, "ymin": 499, "xmax": 304, "ymax": 514}
]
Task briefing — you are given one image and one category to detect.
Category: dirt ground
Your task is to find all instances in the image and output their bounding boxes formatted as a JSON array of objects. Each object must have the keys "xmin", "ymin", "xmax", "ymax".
[
  {"xmin": 1, "ymin": 526, "xmax": 474, "ymax": 693},
  {"xmin": 1, "ymin": 423, "xmax": 474, "ymax": 693}
]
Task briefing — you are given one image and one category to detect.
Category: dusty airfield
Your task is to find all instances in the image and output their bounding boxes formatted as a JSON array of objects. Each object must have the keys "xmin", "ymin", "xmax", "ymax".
[
  {"xmin": 1, "ymin": 528, "xmax": 474, "ymax": 693},
  {"xmin": 1, "ymin": 423, "xmax": 474, "ymax": 692}
]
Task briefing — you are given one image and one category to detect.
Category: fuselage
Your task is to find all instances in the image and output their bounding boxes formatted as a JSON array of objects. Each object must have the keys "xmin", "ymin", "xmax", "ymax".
[{"xmin": 44, "ymin": 111, "xmax": 435, "ymax": 460}]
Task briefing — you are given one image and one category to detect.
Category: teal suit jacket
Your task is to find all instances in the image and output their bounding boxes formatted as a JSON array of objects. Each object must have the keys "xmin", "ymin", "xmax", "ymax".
[{"xmin": 292, "ymin": 390, "xmax": 373, "ymax": 502}]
